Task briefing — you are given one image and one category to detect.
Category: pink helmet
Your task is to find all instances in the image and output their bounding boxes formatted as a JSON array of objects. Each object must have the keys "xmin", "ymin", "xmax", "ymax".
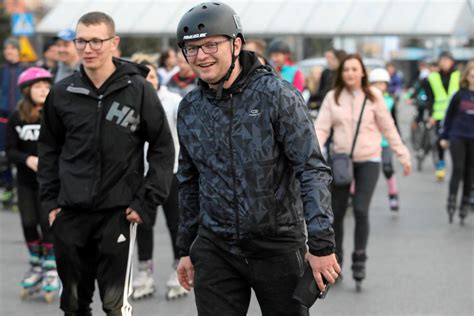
[{"xmin": 17, "ymin": 67, "xmax": 53, "ymax": 89}]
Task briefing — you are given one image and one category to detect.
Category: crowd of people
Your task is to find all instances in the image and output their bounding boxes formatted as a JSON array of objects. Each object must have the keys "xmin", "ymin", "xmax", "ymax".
[{"xmin": 0, "ymin": 1, "xmax": 472, "ymax": 315}]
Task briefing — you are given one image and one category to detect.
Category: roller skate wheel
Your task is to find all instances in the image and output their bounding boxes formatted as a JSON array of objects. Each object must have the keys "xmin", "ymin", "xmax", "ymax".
[
  {"xmin": 131, "ymin": 287, "xmax": 155, "ymax": 300},
  {"xmin": 44, "ymin": 292, "xmax": 55, "ymax": 303},
  {"xmin": 20, "ymin": 286, "xmax": 39, "ymax": 300},
  {"xmin": 20, "ymin": 288, "xmax": 29, "ymax": 300},
  {"xmin": 166, "ymin": 287, "xmax": 189, "ymax": 300}
]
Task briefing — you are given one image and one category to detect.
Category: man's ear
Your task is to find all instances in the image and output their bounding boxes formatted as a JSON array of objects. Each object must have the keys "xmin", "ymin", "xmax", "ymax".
[
  {"xmin": 112, "ymin": 35, "xmax": 121, "ymax": 51},
  {"xmin": 233, "ymin": 37, "xmax": 242, "ymax": 57}
]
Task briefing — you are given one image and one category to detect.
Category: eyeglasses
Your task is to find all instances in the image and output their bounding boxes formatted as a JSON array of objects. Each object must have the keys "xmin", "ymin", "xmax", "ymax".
[
  {"xmin": 73, "ymin": 37, "xmax": 114, "ymax": 50},
  {"xmin": 183, "ymin": 39, "xmax": 230, "ymax": 57}
]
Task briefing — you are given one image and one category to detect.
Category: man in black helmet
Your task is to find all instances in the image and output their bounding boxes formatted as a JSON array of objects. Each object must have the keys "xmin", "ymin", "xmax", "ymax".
[{"xmin": 175, "ymin": 3, "xmax": 339, "ymax": 315}]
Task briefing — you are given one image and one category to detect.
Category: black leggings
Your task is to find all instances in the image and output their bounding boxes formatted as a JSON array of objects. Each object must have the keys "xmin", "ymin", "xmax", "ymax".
[
  {"xmin": 136, "ymin": 175, "xmax": 180, "ymax": 262},
  {"xmin": 448, "ymin": 138, "xmax": 474, "ymax": 202},
  {"xmin": 435, "ymin": 120, "xmax": 445, "ymax": 161},
  {"xmin": 17, "ymin": 183, "xmax": 52, "ymax": 244},
  {"xmin": 382, "ymin": 147, "xmax": 394, "ymax": 179},
  {"xmin": 332, "ymin": 162, "xmax": 380, "ymax": 261}
]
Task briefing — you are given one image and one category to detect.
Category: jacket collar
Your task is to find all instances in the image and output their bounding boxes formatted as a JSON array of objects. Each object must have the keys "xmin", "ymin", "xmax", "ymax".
[
  {"xmin": 66, "ymin": 58, "xmax": 148, "ymax": 99},
  {"xmin": 199, "ymin": 50, "xmax": 274, "ymax": 100}
]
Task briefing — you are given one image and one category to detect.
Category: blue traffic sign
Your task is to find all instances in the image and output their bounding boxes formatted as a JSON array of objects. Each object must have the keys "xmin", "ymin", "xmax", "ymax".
[{"xmin": 11, "ymin": 13, "xmax": 35, "ymax": 36}]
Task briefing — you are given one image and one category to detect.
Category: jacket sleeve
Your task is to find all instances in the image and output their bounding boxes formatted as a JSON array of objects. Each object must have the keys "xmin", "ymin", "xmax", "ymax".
[
  {"xmin": 314, "ymin": 92, "xmax": 333, "ymax": 146},
  {"xmin": 37, "ymin": 90, "xmax": 65, "ymax": 213},
  {"xmin": 175, "ymin": 104, "xmax": 200, "ymax": 257},
  {"xmin": 440, "ymin": 91, "xmax": 460, "ymax": 140},
  {"xmin": 373, "ymin": 94, "xmax": 411, "ymax": 166},
  {"xmin": 129, "ymin": 83, "xmax": 175, "ymax": 226},
  {"xmin": 275, "ymin": 84, "xmax": 335, "ymax": 256},
  {"xmin": 5, "ymin": 113, "xmax": 30, "ymax": 165}
]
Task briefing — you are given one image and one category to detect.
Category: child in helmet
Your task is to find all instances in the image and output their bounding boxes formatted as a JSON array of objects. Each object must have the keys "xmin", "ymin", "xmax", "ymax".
[
  {"xmin": 5, "ymin": 67, "xmax": 60, "ymax": 302},
  {"xmin": 369, "ymin": 68, "xmax": 401, "ymax": 211}
]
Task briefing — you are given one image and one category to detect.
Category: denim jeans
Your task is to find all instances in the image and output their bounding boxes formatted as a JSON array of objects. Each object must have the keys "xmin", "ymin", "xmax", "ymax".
[{"xmin": 190, "ymin": 235, "xmax": 309, "ymax": 316}]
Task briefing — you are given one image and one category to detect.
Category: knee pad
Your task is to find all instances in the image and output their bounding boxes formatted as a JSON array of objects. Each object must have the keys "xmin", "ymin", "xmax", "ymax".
[{"xmin": 382, "ymin": 163, "xmax": 393, "ymax": 179}]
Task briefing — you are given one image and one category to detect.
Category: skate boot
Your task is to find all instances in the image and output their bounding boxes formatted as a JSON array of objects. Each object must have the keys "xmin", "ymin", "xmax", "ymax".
[
  {"xmin": 447, "ymin": 195, "xmax": 456, "ymax": 224},
  {"xmin": 351, "ymin": 251, "xmax": 367, "ymax": 292},
  {"xmin": 132, "ymin": 260, "xmax": 154, "ymax": 300},
  {"xmin": 435, "ymin": 160, "xmax": 446, "ymax": 181},
  {"xmin": 166, "ymin": 270, "xmax": 189, "ymax": 300},
  {"xmin": 20, "ymin": 242, "xmax": 42, "ymax": 300},
  {"xmin": 459, "ymin": 196, "xmax": 470, "ymax": 225},
  {"xmin": 389, "ymin": 194, "xmax": 399, "ymax": 212},
  {"xmin": 42, "ymin": 244, "xmax": 61, "ymax": 303}
]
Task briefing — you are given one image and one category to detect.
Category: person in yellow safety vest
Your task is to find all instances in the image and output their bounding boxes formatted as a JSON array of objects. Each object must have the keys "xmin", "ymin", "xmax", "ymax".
[{"xmin": 422, "ymin": 51, "xmax": 460, "ymax": 181}]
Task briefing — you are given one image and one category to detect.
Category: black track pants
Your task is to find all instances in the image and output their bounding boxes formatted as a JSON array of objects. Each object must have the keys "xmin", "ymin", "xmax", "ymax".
[{"xmin": 52, "ymin": 208, "xmax": 131, "ymax": 316}]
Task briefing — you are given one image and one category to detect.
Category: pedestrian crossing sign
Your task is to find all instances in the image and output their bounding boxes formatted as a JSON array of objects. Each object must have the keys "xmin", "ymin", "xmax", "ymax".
[{"xmin": 12, "ymin": 13, "xmax": 35, "ymax": 36}]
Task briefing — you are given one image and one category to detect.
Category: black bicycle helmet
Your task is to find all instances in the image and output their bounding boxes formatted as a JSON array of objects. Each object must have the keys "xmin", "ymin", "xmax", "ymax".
[
  {"xmin": 177, "ymin": 2, "xmax": 245, "ymax": 48},
  {"xmin": 267, "ymin": 39, "xmax": 291, "ymax": 55}
]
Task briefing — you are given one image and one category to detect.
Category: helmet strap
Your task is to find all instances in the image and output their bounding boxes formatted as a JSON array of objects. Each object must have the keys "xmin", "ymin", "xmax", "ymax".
[{"xmin": 215, "ymin": 39, "xmax": 237, "ymax": 99}]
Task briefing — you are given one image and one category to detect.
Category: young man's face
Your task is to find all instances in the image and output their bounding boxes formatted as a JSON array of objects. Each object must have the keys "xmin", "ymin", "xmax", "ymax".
[
  {"xmin": 325, "ymin": 51, "xmax": 339, "ymax": 70},
  {"xmin": 3, "ymin": 44, "xmax": 20, "ymax": 63},
  {"xmin": 270, "ymin": 52, "xmax": 287, "ymax": 69},
  {"xmin": 44, "ymin": 45, "xmax": 59, "ymax": 62},
  {"xmin": 56, "ymin": 40, "xmax": 77, "ymax": 65},
  {"xmin": 183, "ymin": 35, "xmax": 240, "ymax": 84},
  {"xmin": 439, "ymin": 57, "xmax": 454, "ymax": 73},
  {"xmin": 75, "ymin": 22, "xmax": 119, "ymax": 72}
]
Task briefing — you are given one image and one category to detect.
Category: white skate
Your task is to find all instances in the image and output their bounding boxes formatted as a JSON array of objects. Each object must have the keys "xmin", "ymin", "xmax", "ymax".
[
  {"xmin": 166, "ymin": 271, "xmax": 189, "ymax": 300},
  {"xmin": 20, "ymin": 266, "xmax": 42, "ymax": 300},
  {"xmin": 132, "ymin": 262, "xmax": 155, "ymax": 300},
  {"xmin": 42, "ymin": 269, "xmax": 61, "ymax": 303}
]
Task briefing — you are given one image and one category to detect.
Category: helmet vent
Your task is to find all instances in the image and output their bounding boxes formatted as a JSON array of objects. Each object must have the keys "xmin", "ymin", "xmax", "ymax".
[
  {"xmin": 202, "ymin": 5, "xmax": 207, "ymax": 9},
  {"xmin": 183, "ymin": 26, "xmax": 189, "ymax": 33},
  {"xmin": 198, "ymin": 23, "xmax": 205, "ymax": 31},
  {"xmin": 213, "ymin": 2, "xmax": 220, "ymax": 5}
]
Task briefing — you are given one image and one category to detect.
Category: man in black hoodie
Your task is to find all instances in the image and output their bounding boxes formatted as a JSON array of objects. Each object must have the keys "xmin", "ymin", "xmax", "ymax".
[
  {"xmin": 175, "ymin": 3, "xmax": 339, "ymax": 315},
  {"xmin": 37, "ymin": 12, "xmax": 174, "ymax": 315}
]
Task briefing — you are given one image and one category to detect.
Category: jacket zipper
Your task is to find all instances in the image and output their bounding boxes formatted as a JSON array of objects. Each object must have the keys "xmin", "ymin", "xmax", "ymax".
[
  {"xmin": 228, "ymin": 94, "xmax": 240, "ymax": 242},
  {"xmin": 91, "ymin": 94, "xmax": 104, "ymax": 208}
]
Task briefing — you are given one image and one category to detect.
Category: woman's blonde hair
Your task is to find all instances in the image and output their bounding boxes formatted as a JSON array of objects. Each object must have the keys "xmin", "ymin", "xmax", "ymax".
[{"xmin": 460, "ymin": 60, "xmax": 474, "ymax": 89}]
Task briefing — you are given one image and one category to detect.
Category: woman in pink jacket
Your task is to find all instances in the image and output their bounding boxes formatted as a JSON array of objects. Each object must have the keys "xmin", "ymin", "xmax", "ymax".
[{"xmin": 315, "ymin": 54, "xmax": 412, "ymax": 290}]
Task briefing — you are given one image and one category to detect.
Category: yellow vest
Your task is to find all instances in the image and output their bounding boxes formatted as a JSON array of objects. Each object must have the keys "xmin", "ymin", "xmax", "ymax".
[{"xmin": 428, "ymin": 70, "xmax": 460, "ymax": 121}]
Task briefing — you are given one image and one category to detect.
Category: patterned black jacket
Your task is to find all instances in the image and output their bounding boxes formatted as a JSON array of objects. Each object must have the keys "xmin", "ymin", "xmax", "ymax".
[{"xmin": 177, "ymin": 51, "xmax": 334, "ymax": 258}]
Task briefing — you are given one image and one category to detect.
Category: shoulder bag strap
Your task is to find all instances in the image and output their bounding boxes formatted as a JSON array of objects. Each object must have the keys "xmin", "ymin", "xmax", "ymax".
[{"xmin": 349, "ymin": 96, "xmax": 368, "ymax": 158}]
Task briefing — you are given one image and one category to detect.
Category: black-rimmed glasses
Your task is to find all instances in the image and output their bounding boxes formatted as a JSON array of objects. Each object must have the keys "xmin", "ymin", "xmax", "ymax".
[
  {"xmin": 73, "ymin": 37, "xmax": 114, "ymax": 50},
  {"xmin": 183, "ymin": 39, "xmax": 230, "ymax": 57}
]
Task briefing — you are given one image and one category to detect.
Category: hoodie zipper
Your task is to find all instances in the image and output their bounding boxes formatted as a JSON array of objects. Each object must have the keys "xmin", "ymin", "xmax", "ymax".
[{"xmin": 228, "ymin": 94, "xmax": 240, "ymax": 242}]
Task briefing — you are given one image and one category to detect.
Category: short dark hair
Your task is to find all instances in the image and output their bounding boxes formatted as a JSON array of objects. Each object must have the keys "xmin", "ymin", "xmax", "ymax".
[{"xmin": 77, "ymin": 11, "xmax": 115, "ymax": 36}]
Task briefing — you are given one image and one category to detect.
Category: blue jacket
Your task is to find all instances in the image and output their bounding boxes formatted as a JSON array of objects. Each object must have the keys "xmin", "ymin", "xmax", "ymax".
[
  {"xmin": 0, "ymin": 62, "xmax": 25, "ymax": 116},
  {"xmin": 441, "ymin": 88, "xmax": 474, "ymax": 141}
]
